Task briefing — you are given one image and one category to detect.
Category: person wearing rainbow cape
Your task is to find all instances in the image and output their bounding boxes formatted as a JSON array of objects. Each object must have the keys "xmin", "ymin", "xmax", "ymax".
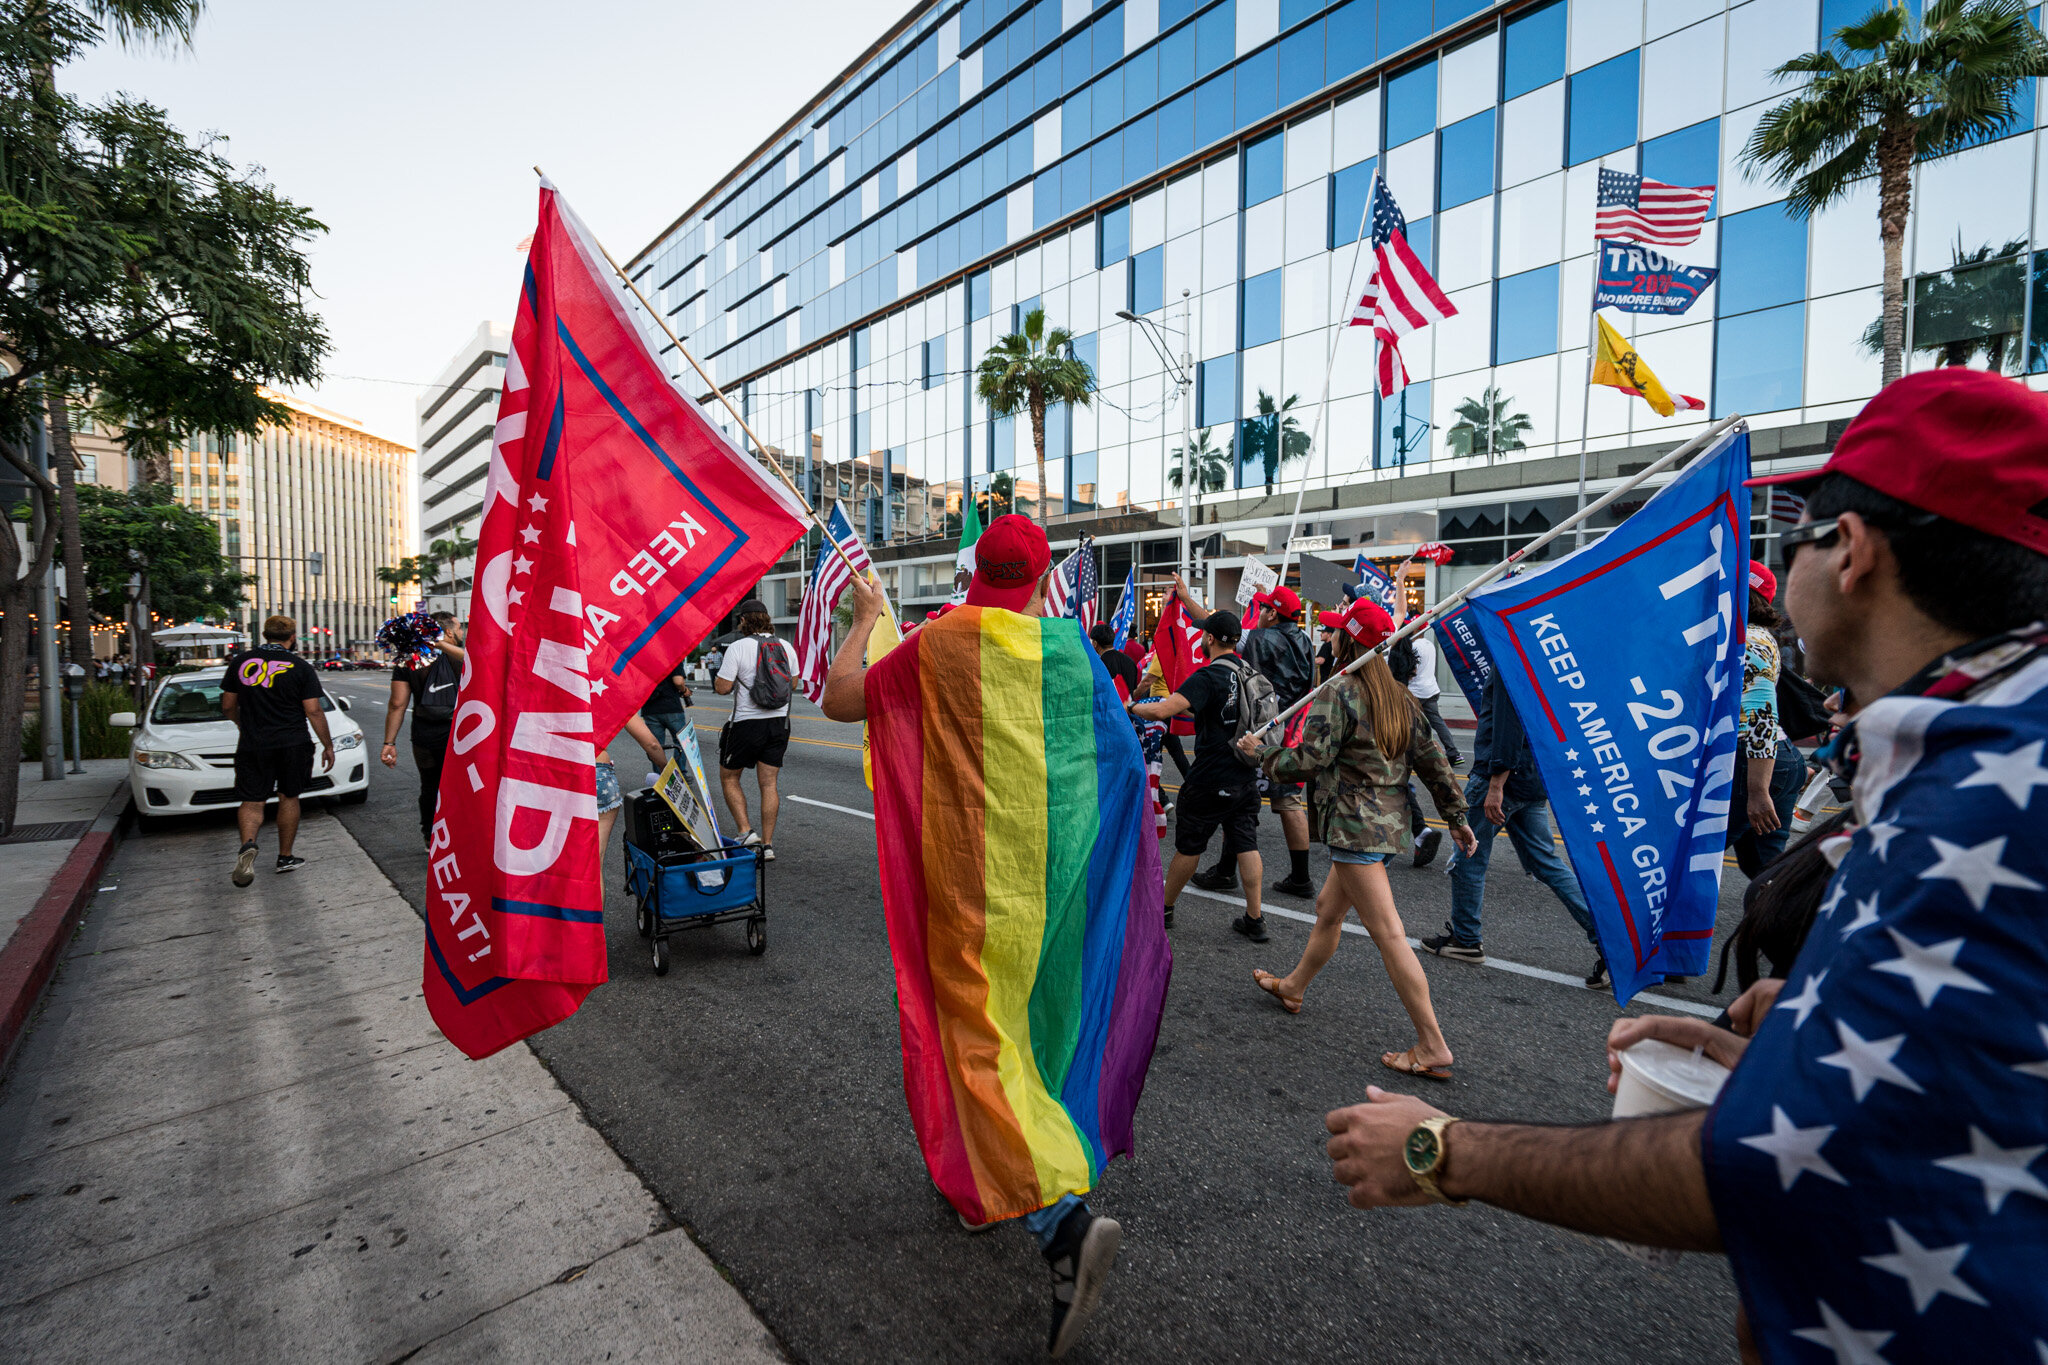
[{"xmin": 821, "ymin": 514, "xmax": 1173, "ymax": 1359}]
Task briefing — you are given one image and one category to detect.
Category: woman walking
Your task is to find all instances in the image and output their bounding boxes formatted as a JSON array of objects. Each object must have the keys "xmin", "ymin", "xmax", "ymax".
[{"xmin": 1238, "ymin": 598, "xmax": 1476, "ymax": 1081}]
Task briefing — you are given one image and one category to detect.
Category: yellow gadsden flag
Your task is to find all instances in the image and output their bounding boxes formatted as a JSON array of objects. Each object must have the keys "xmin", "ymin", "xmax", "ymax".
[
  {"xmin": 1591, "ymin": 314, "xmax": 1704, "ymax": 418},
  {"xmin": 861, "ymin": 598, "xmax": 902, "ymax": 790}
]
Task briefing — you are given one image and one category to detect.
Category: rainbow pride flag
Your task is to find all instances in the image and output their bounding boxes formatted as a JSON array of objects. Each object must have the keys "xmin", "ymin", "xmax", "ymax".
[{"xmin": 865, "ymin": 606, "xmax": 1173, "ymax": 1225}]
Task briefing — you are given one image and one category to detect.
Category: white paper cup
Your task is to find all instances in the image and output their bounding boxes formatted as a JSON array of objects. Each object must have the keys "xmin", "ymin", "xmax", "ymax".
[{"xmin": 1612, "ymin": 1038, "xmax": 1731, "ymax": 1118}]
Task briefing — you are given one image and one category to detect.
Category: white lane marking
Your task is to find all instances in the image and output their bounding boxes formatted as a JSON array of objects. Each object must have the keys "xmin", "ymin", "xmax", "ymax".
[
  {"xmin": 786, "ymin": 794, "xmax": 877, "ymax": 821},
  {"xmin": 785, "ymin": 794, "xmax": 1721, "ymax": 1021},
  {"xmin": 1178, "ymin": 887, "xmax": 1718, "ymax": 1018}
]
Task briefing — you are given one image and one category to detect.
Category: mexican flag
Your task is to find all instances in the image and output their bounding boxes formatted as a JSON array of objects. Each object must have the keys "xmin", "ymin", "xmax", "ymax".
[{"xmin": 949, "ymin": 494, "xmax": 984, "ymax": 604}]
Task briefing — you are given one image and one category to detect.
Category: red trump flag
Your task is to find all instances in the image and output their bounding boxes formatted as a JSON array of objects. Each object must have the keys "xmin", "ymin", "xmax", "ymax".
[{"xmin": 423, "ymin": 180, "xmax": 809, "ymax": 1058}]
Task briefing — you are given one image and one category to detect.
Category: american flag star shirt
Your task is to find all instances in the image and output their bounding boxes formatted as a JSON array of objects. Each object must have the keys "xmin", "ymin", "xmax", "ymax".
[{"xmin": 1702, "ymin": 627, "xmax": 2048, "ymax": 1362}]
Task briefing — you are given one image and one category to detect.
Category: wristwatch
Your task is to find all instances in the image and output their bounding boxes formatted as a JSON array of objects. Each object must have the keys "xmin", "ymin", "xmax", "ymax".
[{"xmin": 1402, "ymin": 1115, "xmax": 1467, "ymax": 1206}]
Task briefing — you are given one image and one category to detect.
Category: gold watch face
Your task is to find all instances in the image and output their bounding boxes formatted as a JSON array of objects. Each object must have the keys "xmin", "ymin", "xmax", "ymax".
[{"xmin": 1403, "ymin": 1124, "xmax": 1439, "ymax": 1176}]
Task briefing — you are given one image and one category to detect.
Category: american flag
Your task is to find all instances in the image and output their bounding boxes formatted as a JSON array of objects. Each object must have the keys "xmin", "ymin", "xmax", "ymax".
[
  {"xmin": 1771, "ymin": 489, "xmax": 1809, "ymax": 524},
  {"xmin": 1594, "ymin": 170, "xmax": 1715, "ymax": 247},
  {"xmin": 794, "ymin": 502, "xmax": 875, "ymax": 702},
  {"xmin": 1701, "ymin": 636, "xmax": 2048, "ymax": 1362},
  {"xmin": 1106, "ymin": 566, "xmax": 1137, "ymax": 650},
  {"xmin": 1045, "ymin": 536, "xmax": 1099, "ymax": 629},
  {"xmin": 1346, "ymin": 173, "xmax": 1457, "ymax": 398}
]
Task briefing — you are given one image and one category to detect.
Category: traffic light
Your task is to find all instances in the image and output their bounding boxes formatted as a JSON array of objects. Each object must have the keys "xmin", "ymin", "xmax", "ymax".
[{"xmin": 388, "ymin": 592, "xmax": 398, "ymax": 605}]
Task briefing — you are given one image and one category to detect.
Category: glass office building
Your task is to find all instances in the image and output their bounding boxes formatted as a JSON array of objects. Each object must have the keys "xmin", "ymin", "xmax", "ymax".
[{"xmin": 631, "ymin": 0, "xmax": 2037, "ymax": 624}]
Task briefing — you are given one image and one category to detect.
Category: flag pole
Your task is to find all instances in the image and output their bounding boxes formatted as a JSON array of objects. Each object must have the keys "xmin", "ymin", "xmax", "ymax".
[
  {"xmin": 1575, "ymin": 253, "xmax": 1602, "ymax": 549},
  {"xmin": 1274, "ymin": 178, "xmax": 1380, "ymax": 587},
  {"xmin": 535, "ymin": 168, "xmax": 869, "ymax": 584},
  {"xmin": 1246, "ymin": 411, "xmax": 1745, "ymax": 739}
]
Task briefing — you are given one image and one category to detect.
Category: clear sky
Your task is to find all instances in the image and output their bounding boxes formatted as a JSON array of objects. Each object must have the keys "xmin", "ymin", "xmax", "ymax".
[{"xmin": 62, "ymin": 0, "xmax": 906, "ymax": 448}]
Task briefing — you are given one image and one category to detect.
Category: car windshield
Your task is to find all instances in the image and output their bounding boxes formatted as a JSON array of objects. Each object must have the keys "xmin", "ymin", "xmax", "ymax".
[{"xmin": 148, "ymin": 678, "xmax": 336, "ymax": 725}]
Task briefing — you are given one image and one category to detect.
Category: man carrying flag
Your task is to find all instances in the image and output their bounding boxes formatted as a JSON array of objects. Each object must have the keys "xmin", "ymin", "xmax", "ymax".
[
  {"xmin": 1591, "ymin": 314, "xmax": 1704, "ymax": 417},
  {"xmin": 420, "ymin": 179, "xmax": 810, "ymax": 1059},
  {"xmin": 819, "ymin": 514, "xmax": 1171, "ymax": 1359}
]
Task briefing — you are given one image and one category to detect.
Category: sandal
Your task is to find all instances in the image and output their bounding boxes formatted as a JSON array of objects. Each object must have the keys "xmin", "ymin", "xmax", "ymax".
[
  {"xmin": 1252, "ymin": 969, "xmax": 1303, "ymax": 1014},
  {"xmin": 1380, "ymin": 1048, "xmax": 1453, "ymax": 1083}
]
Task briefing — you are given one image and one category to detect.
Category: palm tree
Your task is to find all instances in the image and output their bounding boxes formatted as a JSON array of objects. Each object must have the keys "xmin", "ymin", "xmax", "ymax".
[
  {"xmin": 974, "ymin": 307, "xmax": 1095, "ymax": 526},
  {"xmin": 1167, "ymin": 427, "xmax": 1233, "ymax": 494},
  {"xmin": 1741, "ymin": 0, "xmax": 2048, "ymax": 386},
  {"xmin": 1859, "ymin": 234, "xmax": 2027, "ymax": 370},
  {"xmin": 430, "ymin": 523, "xmax": 480, "ymax": 612},
  {"xmin": 375, "ymin": 558, "xmax": 420, "ymax": 611},
  {"xmin": 1446, "ymin": 386, "xmax": 1533, "ymax": 459},
  {"xmin": 1241, "ymin": 390, "xmax": 1313, "ymax": 491}
]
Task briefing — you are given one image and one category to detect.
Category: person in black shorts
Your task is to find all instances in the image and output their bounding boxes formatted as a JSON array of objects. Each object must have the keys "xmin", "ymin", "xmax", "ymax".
[
  {"xmin": 713, "ymin": 599, "xmax": 797, "ymax": 861},
  {"xmin": 1129, "ymin": 608, "xmax": 1266, "ymax": 941},
  {"xmin": 379, "ymin": 612, "xmax": 467, "ymax": 847},
  {"xmin": 220, "ymin": 615, "xmax": 333, "ymax": 886}
]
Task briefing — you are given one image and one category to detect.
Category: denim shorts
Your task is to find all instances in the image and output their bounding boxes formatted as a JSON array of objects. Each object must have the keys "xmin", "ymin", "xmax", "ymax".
[
  {"xmin": 1329, "ymin": 847, "xmax": 1390, "ymax": 866},
  {"xmin": 595, "ymin": 760, "xmax": 622, "ymax": 814}
]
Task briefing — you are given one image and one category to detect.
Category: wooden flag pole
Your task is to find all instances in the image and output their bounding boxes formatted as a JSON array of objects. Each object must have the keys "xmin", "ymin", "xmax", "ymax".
[
  {"xmin": 1244, "ymin": 411, "xmax": 1747, "ymax": 740},
  {"xmin": 533, "ymin": 167, "xmax": 868, "ymax": 584}
]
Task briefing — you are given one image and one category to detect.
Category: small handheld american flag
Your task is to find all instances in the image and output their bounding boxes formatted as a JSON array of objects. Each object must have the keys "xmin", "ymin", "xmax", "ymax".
[
  {"xmin": 1347, "ymin": 173, "xmax": 1457, "ymax": 398},
  {"xmin": 794, "ymin": 502, "xmax": 876, "ymax": 702},
  {"xmin": 1046, "ymin": 536, "xmax": 1100, "ymax": 629},
  {"xmin": 1595, "ymin": 170, "xmax": 1715, "ymax": 247}
]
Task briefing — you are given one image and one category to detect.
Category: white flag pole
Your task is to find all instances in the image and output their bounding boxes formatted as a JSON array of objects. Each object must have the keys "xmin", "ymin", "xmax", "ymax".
[{"xmin": 1245, "ymin": 411, "xmax": 1746, "ymax": 739}]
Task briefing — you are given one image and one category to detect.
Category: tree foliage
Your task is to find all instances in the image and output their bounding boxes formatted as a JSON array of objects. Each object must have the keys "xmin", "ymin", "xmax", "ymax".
[
  {"xmin": 1740, "ymin": 0, "xmax": 2048, "ymax": 384},
  {"xmin": 1167, "ymin": 427, "xmax": 1232, "ymax": 493},
  {"xmin": 1446, "ymin": 386, "xmax": 1533, "ymax": 458},
  {"xmin": 974, "ymin": 307, "xmax": 1094, "ymax": 524},
  {"xmin": 1239, "ymin": 389, "xmax": 1312, "ymax": 490},
  {"xmin": 74, "ymin": 482, "xmax": 245, "ymax": 622}
]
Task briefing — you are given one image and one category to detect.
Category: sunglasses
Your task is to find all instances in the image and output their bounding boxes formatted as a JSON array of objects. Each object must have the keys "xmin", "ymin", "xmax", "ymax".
[{"xmin": 1780, "ymin": 507, "xmax": 1941, "ymax": 571}]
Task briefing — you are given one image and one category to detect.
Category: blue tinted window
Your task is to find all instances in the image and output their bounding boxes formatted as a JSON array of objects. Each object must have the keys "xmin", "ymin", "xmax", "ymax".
[
  {"xmin": 1093, "ymin": 7, "xmax": 1123, "ymax": 71},
  {"xmin": 1195, "ymin": 70, "xmax": 1234, "ymax": 147},
  {"xmin": 1381, "ymin": 0, "xmax": 1430, "ymax": 55},
  {"xmin": 1093, "ymin": 66, "xmax": 1125, "ymax": 138},
  {"xmin": 1100, "ymin": 202, "xmax": 1132, "ymax": 266},
  {"xmin": 1567, "ymin": 50, "xmax": 1639, "ymax": 165},
  {"xmin": 1161, "ymin": 0, "xmax": 1203, "ymax": 27},
  {"xmin": 923, "ymin": 335, "xmax": 947, "ymax": 389},
  {"xmin": 1494, "ymin": 264, "xmax": 1559, "ymax": 364},
  {"xmin": 1198, "ymin": 2, "xmax": 1237, "ymax": 76},
  {"xmin": 1092, "ymin": 131, "xmax": 1123, "ymax": 198},
  {"xmin": 1386, "ymin": 61, "xmax": 1437, "ymax": 148},
  {"xmin": 1326, "ymin": 0, "xmax": 1375, "ymax": 79},
  {"xmin": 1061, "ymin": 147, "xmax": 1092, "ymax": 215},
  {"xmin": 1718, "ymin": 203, "xmax": 1808, "ymax": 315},
  {"xmin": 1034, "ymin": 165, "xmax": 1060, "ymax": 228},
  {"xmin": 969, "ymin": 270, "xmax": 992, "ymax": 320},
  {"xmin": 1435, "ymin": 0, "xmax": 1488, "ymax": 24},
  {"xmin": 1330, "ymin": 157, "xmax": 1378, "ymax": 245},
  {"xmin": 1159, "ymin": 91, "xmax": 1196, "ymax": 163},
  {"xmin": 1641, "ymin": 118, "xmax": 1720, "ymax": 221},
  {"xmin": 1237, "ymin": 46, "xmax": 1280, "ymax": 129},
  {"xmin": 1132, "ymin": 244, "xmax": 1165, "ymax": 314},
  {"xmin": 1281, "ymin": 0, "xmax": 1327, "ymax": 25},
  {"xmin": 1161, "ymin": 20, "xmax": 1196, "ymax": 95},
  {"xmin": 1125, "ymin": 45, "xmax": 1159, "ymax": 116},
  {"xmin": 1125, "ymin": 111, "xmax": 1159, "ymax": 180},
  {"xmin": 1242, "ymin": 268, "xmax": 1284, "ymax": 348},
  {"xmin": 1063, "ymin": 88, "xmax": 1091, "ymax": 155},
  {"xmin": 1378, "ymin": 379, "xmax": 1431, "ymax": 468},
  {"xmin": 1244, "ymin": 131, "xmax": 1285, "ymax": 207},
  {"xmin": 1715, "ymin": 303, "xmax": 1805, "ymax": 418},
  {"xmin": 1438, "ymin": 109, "xmax": 1495, "ymax": 210},
  {"xmin": 1062, "ymin": 29, "xmax": 1092, "ymax": 94},
  {"xmin": 1404, "ymin": 214, "xmax": 1432, "ymax": 269},
  {"xmin": 1279, "ymin": 19, "xmax": 1326, "ymax": 93},
  {"xmin": 1200, "ymin": 354, "xmax": 1238, "ymax": 426}
]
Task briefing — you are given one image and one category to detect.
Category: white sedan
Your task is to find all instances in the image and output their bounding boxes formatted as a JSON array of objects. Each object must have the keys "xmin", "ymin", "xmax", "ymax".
[{"xmin": 111, "ymin": 668, "xmax": 370, "ymax": 823}]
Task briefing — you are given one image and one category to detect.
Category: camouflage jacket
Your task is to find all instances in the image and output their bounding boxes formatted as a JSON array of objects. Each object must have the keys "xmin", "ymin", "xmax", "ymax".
[{"xmin": 1256, "ymin": 675, "xmax": 1468, "ymax": 855}]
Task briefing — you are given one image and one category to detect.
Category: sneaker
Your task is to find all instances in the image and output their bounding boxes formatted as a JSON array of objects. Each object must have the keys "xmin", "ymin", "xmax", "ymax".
[
  {"xmin": 1412, "ymin": 828, "xmax": 1444, "ymax": 868},
  {"xmin": 1044, "ymin": 1206, "xmax": 1122, "ymax": 1359},
  {"xmin": 275, "ymin": 854, "xmax": 306, "ymax": 875},
  {"xmin": 1231, "ymin": 913, "xmax": 1269, "ymax": 944},
  {"xmin": 232, "ymin": 841, "xmax": 257, "ymax": 888},
  {"xmin": 1448, "ymin": 753, "xmax": 1466, "ymax": 767},
  {"xmin": 1585, "ymin": 957, "xmax": 1610, "ymax": 989},
  {"xmin": 737, "ymin": 830, "xmax": 762, "ymax": 849},
  {"xmin": 760, "ymin": 843, "xmax": 776, "ymax": 863},
  {"xmin": 1420, "ymin": 925, "xmax": 1484, "ymax": 963},
  {"xmin": 1269, "ymin": 874, "xmax": 1314, "ymax": 898},
  {"xmin": 1163, "ymin": 903, "xmax": 1175, "ymax": 930},
  {"xmin": 1190, "ymin": 865, "xmax": 1238, "ymax": 892}
]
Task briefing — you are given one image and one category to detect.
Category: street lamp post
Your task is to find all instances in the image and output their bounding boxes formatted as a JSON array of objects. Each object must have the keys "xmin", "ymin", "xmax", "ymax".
[{"xmin": 1117, "ymin": 289, "xmax": 1196, "ymax": 573}]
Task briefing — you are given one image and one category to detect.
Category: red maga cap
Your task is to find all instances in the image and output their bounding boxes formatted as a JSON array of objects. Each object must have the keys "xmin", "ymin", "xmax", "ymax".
[
  {"xmin": 965, "ymin": 514, "xmax": 1052, "ymax": 611},
  {"xmin": 1251, "ymin": 585, "xmax": 1303, "ymax": 619},
  {"xmin": 1746, "ymin": 369, "xmax": 2048, "ymax": 556},
  {"xmin": 1748, "ymin": 560, "xmax": 1777, "ymax": 601},
  {"xmin": 1316, "ymin": 597, "xmax": 1395, "ymax": 648}
]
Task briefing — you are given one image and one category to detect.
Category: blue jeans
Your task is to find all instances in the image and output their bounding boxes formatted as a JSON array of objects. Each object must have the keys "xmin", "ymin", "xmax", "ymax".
[
  {"xmin": 1729, "ymin": 739, "xmax": 1804, "ymax": 878},
  {"xmin": 644, "ymin": 711, "xmax": 690, "ymax": 757},
  {"xmin": 1446, "ymin": 771, "xmax": 1597, "ymax": 949},
  {"xmin": 1021, "ymin": 1193, "xmax": 1085, "ymax": 1249}
]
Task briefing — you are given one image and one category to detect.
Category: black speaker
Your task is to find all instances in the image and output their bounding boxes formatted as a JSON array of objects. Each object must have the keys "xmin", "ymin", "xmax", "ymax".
[{"xmin": 624, "ymin": 789, "xmax": 701, "ymax": 857}]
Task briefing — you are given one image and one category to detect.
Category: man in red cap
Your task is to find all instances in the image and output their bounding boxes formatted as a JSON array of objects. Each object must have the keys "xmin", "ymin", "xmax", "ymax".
[
  {"xmin": 1241, "ymin": 584, "xmax": 1319, "ymax": 898},
  {"xmin": 1313, "ymin": 369, "xmax": 2048, "ymax": 1363}
]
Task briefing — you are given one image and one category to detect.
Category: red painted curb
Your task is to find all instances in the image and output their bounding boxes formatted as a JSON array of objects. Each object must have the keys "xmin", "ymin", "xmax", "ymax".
[{"xmin": 0, "ymin": 824, "xmax": 120, "ymax": 1077}]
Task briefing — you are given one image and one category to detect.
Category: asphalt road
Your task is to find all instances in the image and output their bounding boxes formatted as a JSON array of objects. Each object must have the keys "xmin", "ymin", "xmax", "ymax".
[{"xmin": 309, "ymin": 672, "xmax": 1744, "ymax": 1364}]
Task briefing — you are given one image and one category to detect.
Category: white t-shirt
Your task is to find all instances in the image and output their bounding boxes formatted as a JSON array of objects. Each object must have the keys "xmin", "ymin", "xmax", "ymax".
[
  {"xmin": 1406, "ymin": 632, "xmax": 1442, "ymax": 701},
  {"xmin": 717, "ymin": 635, "xmax": 797, "ymax": 721}
]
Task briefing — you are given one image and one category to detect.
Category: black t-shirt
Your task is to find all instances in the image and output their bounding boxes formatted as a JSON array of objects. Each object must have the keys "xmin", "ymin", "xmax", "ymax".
[
  {"xmin": 395, "ymin": 652, "xmax": 461, "ymax": 750},
  {"xmin": 220, "ymin": 645, "xmax": 324, "ymax": 749},
  {"xmin": 1097, "ymin": 647, "xmax": 1140, "ymax": 697},
  {"xmin": 643, "ymin": 673, "xmax": 690, "ymax": 716},
  {"xmin": 1175, "ymin": 657, "xmax": 1253, "ymax": 794}
]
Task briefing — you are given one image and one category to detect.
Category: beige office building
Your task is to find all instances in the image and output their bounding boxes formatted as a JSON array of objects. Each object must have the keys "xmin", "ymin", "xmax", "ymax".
[{"xmin": 165, "ymin": 390, "xmax": 413, "ymax": 656}]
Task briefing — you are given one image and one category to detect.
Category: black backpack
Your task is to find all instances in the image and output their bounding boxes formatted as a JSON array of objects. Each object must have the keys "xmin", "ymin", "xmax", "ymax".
[
  {"xmin": 1218, "ymin": 657, "xmax": 1280, "ymax": 767},
  {"xmin": 744, "ymin": 635, "xmax": 796, "ymax": 711},
  {"xmin": 1776, "ymin": 668, "xmax": 1833, "ymax": 743},
  {"xmin": 412, "ymin": 651, "xmax": 462, "ymax": 725}
]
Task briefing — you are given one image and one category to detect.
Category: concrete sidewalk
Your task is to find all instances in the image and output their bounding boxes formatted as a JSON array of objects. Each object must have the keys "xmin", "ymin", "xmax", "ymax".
[
  {"xmin": 0, "ymin": 760, "xmax": 128, "ymax": 945},
  {"xmin": 0, "ymin": 808, "xmax": 783, "ymax": 1363}
]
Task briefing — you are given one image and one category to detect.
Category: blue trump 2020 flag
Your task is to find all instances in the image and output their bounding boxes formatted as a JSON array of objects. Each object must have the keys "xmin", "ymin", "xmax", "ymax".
[
  {"xmin": 1462, "ymin": 428, "xmax": 1751, "ymax": 1002},
  {"xmin": 1433, "ymin": 603, "xmax": 1496, "ymax": 710}
]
